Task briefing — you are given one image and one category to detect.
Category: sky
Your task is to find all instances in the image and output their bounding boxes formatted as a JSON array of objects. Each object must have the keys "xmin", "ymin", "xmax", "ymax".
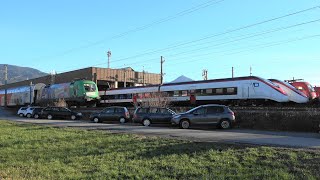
[{"xmin": 0, "ymin": 0, "xmax": 320, "ymax": 85}]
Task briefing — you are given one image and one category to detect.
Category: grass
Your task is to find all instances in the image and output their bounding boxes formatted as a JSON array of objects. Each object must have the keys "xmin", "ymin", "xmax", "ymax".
[{"xmin": 0, "ymin": 121, "xmax": 319, "ymax": 179}]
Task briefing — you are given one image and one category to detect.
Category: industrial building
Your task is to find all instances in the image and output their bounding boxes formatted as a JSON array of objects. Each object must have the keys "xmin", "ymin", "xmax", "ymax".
[{"xmin": 0, "ymin": 67, "xmax": 161, "ymax": 90}]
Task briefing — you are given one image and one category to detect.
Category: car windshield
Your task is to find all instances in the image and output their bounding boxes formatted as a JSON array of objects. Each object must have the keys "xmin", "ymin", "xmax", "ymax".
[{"xmin": 84, "ymin": 83, "xmax": 96, "ymax": 92}]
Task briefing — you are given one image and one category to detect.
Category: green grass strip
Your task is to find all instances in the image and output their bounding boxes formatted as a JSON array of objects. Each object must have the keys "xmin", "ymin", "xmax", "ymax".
[{"xmin": 0, "ymin": 120, "xmax": 319, "ymax": 179}]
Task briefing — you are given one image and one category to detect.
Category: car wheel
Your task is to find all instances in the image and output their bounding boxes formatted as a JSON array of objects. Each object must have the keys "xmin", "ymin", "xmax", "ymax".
[
  {"xmin": 26, "ymin": 113, "xmax": 32, "ymax": 118},
  {"xmin": 219, "ymin": 119, "xmax": 231, "ymax": 129},
  {"xmin": 179, "ymin": 119, "xmax": 190, "ymax": 129},
  {"xmin": 34, "ymin": 114, "xmax": 39, "ymax": 119},
  {"xmin": 119, "ymin": 117, "xmax": 126, "ymax": 124},
  {"xmin": 93, "ymin": 117, "xmax": 100, "ymax": 123},
  {"xmin": 19, "ymin": 113, "xmax": 24, "ymax": 117},
  {"xmin": 47, "ymin": 114, "xmax": 53, "ymax": 120},
  {"xmin": 142, "ymin": 119, "xmax": 151, "ymax": 126},
  {"xmin": 71, "ymin": 115, "xmax": 76, "ymax": 120}
]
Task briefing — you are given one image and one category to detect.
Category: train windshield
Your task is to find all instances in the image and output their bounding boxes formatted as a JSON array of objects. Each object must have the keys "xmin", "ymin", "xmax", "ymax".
[
  {"xmin": 84, "ymin": 83, "xmax": 97, "ymax": 92},
  {"xmin": 265, "ymin": 79, "xmax": 280, "ymax": 88},
  {"xmin": 308, "ymin": 84, "xmax": 315, "ymax": 92}
]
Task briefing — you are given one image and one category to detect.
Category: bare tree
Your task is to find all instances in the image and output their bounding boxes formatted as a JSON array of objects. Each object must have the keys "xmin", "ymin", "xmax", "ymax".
[{"xmin": 54, "ymin": 98, "xmax": 67, "ymax": 107}]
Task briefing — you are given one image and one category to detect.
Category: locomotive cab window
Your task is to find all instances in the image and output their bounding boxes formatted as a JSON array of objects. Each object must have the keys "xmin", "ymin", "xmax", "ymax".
[{"xmin": 84, "ymin": 83, "xmax": 96, "ymax": 92}]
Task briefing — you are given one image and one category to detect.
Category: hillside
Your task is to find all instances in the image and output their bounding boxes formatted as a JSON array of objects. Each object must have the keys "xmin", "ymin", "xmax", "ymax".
[{"xmin": 0, "ymin": 64, "xmax": 47, "ymax": 85}]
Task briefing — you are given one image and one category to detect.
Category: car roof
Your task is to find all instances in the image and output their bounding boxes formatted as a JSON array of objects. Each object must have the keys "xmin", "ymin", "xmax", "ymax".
[
  {"xmin": 201, "ymin": 104, "xmax": 227, "ymax": 108},
  {"xmin": 104, "ymin": 106, "xmax": 127, "ymax": 108}
]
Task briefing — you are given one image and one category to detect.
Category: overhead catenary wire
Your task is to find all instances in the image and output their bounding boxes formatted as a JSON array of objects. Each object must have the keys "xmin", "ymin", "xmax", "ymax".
[
  {"xmin": 96, "ymin": 5, "xmax": 320, "ymax": 64},
  {"xmin": 30, "ymin": 0, "xmax": 225, "ymax": 62},
  {"xmin": 56, "ymin": 5, "xmax": 320, "ymax": 73},
  {"xmin": 108, "ymin": 18, "xmax": 320, "ymax": 69},
  {"xmin": 165, "ymin": 34, "xmax": 320, "ymax": 67}
]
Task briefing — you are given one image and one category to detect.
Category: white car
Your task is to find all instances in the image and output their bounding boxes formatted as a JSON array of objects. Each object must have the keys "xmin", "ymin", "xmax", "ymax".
[
  {"xmin": 17, "ymin": 107, "xmax": 28, "ymax": 117},
  {"xmin": 25, "ymin": 107, "xmax": 39, "ymax": 118}
]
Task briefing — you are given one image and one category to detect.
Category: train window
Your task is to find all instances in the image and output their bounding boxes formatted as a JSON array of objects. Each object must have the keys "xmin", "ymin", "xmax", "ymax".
[
  {"xmin": 181, "ymin": 90, "xmax": 188, "ymax": 96},
  {"xmin": 216, "ymin": 88, "xmax": 223, "ymax": 94},
  {"xmin": 173, "ymin": 91, "xmax": 180, "ymax": 97},
  {"xmin": 253, "ymin": 83, "xmax": 259, "ymax": 87},
  {"xmin": 206, "ymin": 89, "xmax": 213, "ymax": 94},
  {"xmin": 226, "ymin": 88, "xmax": 236, "ymax": 94},
  {"xmin": 165, "ymin": 91, "xmax": 174, "ymax": 97},
  {"xmin": 189, "ymin": 90, "xmax": 196, "ymax": 95},
  {"xmin": 196, "ymin": 89, "xmax": 205, "ymax": 95},
  {"xmin": 127, "ymin": 94, "xmax": 133, "ymax": 99}
]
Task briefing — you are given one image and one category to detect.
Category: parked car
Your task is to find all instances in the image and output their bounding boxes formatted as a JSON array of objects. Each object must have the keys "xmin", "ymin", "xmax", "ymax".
[
  {"xmin": 17, "ymin": 107, "xmax": 28, "ymax": 117},
  {"xmin": 171, "ymin": 104, "xmax": 235, "ymax": 129},
  {"xmin": 133, "ymin": 107, "xmax": 176, "ymax": 126},
  {"xmin": 31, "ymin": 107, "xmax": 44, "ymax": 119},
  {"xmin": 90, "ymin": 106, "xmax": 130, "ymax": 123},
  {"xmin": 41, "ymin": 107, "xmax": 82, "ymax": 120},
  {"xmin": 25, "ymin": 107, "xmax": 42, "ymax": 118}
]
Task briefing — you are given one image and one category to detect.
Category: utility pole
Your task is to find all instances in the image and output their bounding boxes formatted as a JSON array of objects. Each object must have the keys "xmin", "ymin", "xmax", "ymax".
[
  {"xmin": 123, "ymin": 68, "xmax": 127, "ymax": 88},
  {"xmin": 250, "ymin": 66, "xmax": 252, "ymax": 76},
  {"xmin": 160, "ymin": 56, "xmax": 165, "ymax": 84},
  {"xmin": 50, "ymin": 71, "xmax": 56, "ymax": 85},
  {"xmin": 107, "ymin": 50, "xmax": 112, "ymax": 69},
  {"xmin": 4, "ymin": 64, "xmax": 8, "ymax": 107},
  {"xmin": 232, "ymin": 67, "xmax": 234, "ymax": 78},
  {"xmin": 29, "ymin": 81, "xmax": 33, "ymax": 105},
  {"xmin": 202, "ymin": 69, "xmax": 208, "ymax": 80},
  {"xmin": 142, "ymin": 66, "xmax": 145, "ymax": 86}
]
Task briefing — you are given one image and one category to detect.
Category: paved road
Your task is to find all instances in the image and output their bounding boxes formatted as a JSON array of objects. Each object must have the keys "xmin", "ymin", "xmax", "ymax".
[{"xmin": 1, "ymin": 108, "xmax": 320, "ymax": 149}]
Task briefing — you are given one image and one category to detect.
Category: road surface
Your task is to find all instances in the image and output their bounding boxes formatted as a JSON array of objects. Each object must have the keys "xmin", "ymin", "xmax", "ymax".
[{"xmin": 1, "ymin": 107, "xmax": 319, "ymax": 149}]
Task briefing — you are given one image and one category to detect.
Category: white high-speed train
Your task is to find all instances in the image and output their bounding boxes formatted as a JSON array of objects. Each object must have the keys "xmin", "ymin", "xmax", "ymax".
[
  {"xmin": 99, "ymin": 76, "xmax": 289, "ymax": 106},
  {"xmin": 269, "ymin": 79, "xmax": 309, "ymax": 103}
]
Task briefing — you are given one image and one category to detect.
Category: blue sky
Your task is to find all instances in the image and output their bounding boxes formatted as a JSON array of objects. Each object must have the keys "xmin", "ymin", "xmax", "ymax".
[{"xmin": 1, "ymin": 0, "xmax": 319, "ymax": 85}]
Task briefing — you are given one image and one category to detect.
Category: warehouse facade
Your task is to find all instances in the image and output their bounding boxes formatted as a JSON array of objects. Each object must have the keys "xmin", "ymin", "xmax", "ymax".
[{"xmin": 0, "ymin": 67, "xmax": 161, "ymax": 90}]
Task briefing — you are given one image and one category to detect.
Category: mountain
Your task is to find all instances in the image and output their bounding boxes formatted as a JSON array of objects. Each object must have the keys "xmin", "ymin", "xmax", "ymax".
[
  {"xmin": 168, "ymin": 75, "xmax": 194, "ymax": 83},
  {"xmin": 0, "ymin": 64, "xmax": 47, "ymax": 85}
]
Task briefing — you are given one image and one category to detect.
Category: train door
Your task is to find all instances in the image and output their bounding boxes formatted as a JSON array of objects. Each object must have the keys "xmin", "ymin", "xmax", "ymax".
[{"xmin": 242, "ymin": 83, "xmax": 251, "ymax": 99}]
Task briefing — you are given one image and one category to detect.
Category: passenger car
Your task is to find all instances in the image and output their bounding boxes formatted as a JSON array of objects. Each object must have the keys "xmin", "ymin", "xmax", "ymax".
[
  {"xmin": 90, "ymin": 106, "xmax": 130, "ymax": 123},
  {"xmin": 31, "ymin": 107, "xmax": 44, "ymax": 119},
  {"xmin": 133, "ymin": 107, "xmax": 176, "ymax": 126},
  {"xmin": 25, "ymin": 107, "xmax": 42, "ymax": 118},
  {"xmin": 41, "ymin": 107, "xmax": 82, "ymax": 120},
  {"xmin": 171, "ymin": 104, "xmax": 235, "ymax": 129},
  {"xmin": 17, "ymin": 107, "xmax": 28, "ymax": 117}
]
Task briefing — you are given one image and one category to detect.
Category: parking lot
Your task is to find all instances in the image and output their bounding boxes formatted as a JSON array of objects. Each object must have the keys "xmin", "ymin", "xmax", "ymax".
[{"xmin": 1, "ymin": 107, "xmax": 320, "ymax": 149}]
